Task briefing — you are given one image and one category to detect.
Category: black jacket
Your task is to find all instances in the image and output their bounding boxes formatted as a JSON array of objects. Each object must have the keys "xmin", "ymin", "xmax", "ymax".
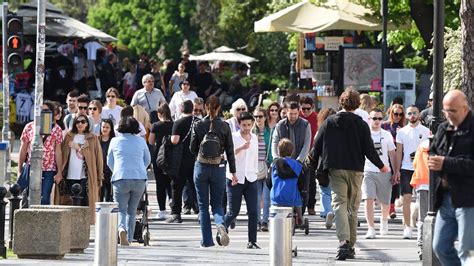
[
  {"xmin": 311, "ymin": 112, "xmax": 384, "ymax": 172},
  {"xmin": 431, "ymin": 111, "xmax": 474, "ymax": 209},
  {"xmin": 190, "ymin": 116, "xmax": 236, "ymax": 173}
]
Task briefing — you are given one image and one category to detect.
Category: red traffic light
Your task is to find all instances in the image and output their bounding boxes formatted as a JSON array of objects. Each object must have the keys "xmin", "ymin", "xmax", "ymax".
[{"xmin": 8, "ymin": 36, "xmax": 21, "ymax": 49}]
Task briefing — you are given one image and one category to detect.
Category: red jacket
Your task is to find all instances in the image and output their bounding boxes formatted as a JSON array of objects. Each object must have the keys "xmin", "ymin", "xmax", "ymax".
[{"xmin": 300, "ymin": 111, "xmax": 318, "ymax": 145}]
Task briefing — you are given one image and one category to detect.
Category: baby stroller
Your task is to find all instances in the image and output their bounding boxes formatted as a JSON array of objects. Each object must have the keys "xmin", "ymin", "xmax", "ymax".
[
  {"xmin": 133, "ymin": 188, "xmax": 151, "ymax": 246},
  {"xmin": 292, "ymin": 165, "xmax": 310, "ymax": 236}
]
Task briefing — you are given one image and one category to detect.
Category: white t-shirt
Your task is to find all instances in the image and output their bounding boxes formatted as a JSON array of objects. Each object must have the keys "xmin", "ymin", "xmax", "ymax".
[
  {"xmin": 226, "ymin": 132, "xmax": 259, "ymax": 184},
  {"xmin": 354, "ymin": 108, "xmax": 369, "ymax": 124},
  {"xmin": 169, "ymin": 90, "xmax": 198, "ymax": 120},
  {"xmin": 101, "ymin": 105, "xmax": 123, "ymax": 126},
  {"xmin": 84, "ymin": 41, "xmax": 104, "ymax": 60},
  {"xmin": 67, "ymin": 134, "xmax": 86, "ymax": 180},
  {"xmin": 396, "ymin": 123, "xmax": 430, "ymax": 171},
  {"xmin": 364, "ymin": 129, "xmax": 396, "ymax": 172},
  {"xmin": 123, "ymin": 72, "xmax": 136, "ymax": 89}
]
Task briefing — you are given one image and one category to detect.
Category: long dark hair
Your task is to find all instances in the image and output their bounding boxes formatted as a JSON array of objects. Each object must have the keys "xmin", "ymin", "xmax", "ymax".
[
  {"xmin": 157, "ymin": 103, "xmax": 172, "ymax": 121},
  {"xmin": 100, "ymin": 118, "xmax": 116, "ymax": 139},
  {"xmin": 205, "ymin": 95, "xmax": 221, "ymax": 119},
  {"xmin": 71, "ymin": 114, "xmax": 90, "ymax": 134}
]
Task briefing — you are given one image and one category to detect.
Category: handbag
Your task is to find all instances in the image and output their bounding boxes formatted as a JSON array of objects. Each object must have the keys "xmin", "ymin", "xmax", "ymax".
[
  {"xmin": 144, "ymin": 92, "xmax": 159, "ymax": 123},
  {"xmin": 256, "ymin": 129, "xmax": 271, "ymax": 180},
  {"xmin": 17, "ymin": 164, "xmax": 30, "ymax": 191}
]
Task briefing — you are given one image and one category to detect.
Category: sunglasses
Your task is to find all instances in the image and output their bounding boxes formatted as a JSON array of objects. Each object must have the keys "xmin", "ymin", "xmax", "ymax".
[
  {"xmin": 75, "ymin": 120, "xmax": 87, "ymax": 125},
  {"xmin": 145, "ymin": 80, "xmax": 154, "ymax": 83},
  {"xmin": 254, "ymin": 115, "xmax": 264, "ymax": 119},
  {"xmin": 106, "ymin": 95, "xmax": 116, "ymax": 98},
  {"xmin": 182, "ymin": 82, "xmax": 190, "ymax": 86},
  {"xmin": 301, "ymin": 107, "xmax": 312, "ymax": 111},
  {"xmin": 89, "ymin": 107, "xmax": 97, "ymax": 111},
  {"xmin": 269, "ymin": 109, "xmax": 279, "ymax": 112},
  {"xmin": 236, "ymin": 108, "xmax": 246, "ymax": 112},
  {"xmin": 78, "ymin": 106, "xmax": 88, "ymax": 110},
  {"xmin": 193, "ymin": 109, "xmax": 202, "ymax": 113},
  {"xmin": 407, "ymin": 112, "xmax": 418, "ymax": 116},
  {"xmin": 393, "ymin": 112, "xmax": 403, "ymax": 117},
  {"xmin": 371, "ymin": 117, "xmax": 383, "ymax": 121}
]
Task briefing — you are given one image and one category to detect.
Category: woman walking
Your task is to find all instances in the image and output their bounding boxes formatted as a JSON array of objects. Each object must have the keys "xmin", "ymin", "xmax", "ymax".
[
  {"xmin": 99, "ymin": 118, "xmax": 115, "ymax": 202},
  {"xmin": 190, "ymin": 96, "xmax": 237, "ymax": 247},
  {"xmin": 107, "ymin": 117, "xmax": 151, "ymax": 246},
  {"xmin": 88, "ymin": 100, "xmax": 103, "ymax": 135},
  {"xmin": 101, "ymin": 87, "xmax": 123, "ymax": 126},
  {"xmin": 59, "ymin": 114, "xmax": 103, "ymax": 224}
]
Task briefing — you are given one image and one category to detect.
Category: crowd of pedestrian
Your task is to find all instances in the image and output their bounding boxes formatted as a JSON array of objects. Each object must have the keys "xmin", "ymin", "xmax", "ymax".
[{"xmin": 17, "ymin": 53, "xmax": 474, "ymax": 263}]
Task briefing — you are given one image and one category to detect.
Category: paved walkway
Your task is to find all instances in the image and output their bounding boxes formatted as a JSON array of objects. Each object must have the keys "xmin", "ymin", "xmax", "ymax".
[{"xmin": 1, "ymin": 140, "xmax": 422, "ymax": 265}]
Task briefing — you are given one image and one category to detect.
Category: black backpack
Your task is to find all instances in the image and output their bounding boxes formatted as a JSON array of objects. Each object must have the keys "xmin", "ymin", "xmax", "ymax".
[
  {"xmin": 197, "ymin": 119, "xmax": 222, "ymax": 164},
  {"xmin": 156, "ymin": 135, "xmax": 176, "ymax": 176}
]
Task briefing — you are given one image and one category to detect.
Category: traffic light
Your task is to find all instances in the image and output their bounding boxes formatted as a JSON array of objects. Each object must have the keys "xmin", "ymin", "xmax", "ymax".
[{"xmin": 6, "ymin": 15, "xmax": 23, "ymax": 73}]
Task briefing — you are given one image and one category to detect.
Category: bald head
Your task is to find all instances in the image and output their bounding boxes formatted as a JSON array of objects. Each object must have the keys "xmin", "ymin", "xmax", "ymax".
[{"xmin": 443, "ymin": 90, "xmax": 470, "ymax": 128}]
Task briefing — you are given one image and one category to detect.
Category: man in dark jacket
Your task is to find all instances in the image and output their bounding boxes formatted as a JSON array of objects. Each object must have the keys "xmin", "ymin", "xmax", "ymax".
[
  {"xmin": 311, "ymin": 89, "xmax": 389, "ymax": 260},
  {"xmin": 430, "ymin": 90, "xmax": 474, "ymax": 266}
]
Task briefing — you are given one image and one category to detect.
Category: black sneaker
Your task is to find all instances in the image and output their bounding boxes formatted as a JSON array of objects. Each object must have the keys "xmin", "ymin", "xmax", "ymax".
[
  {"xmin": 336, "ymin": 243, "xmax": 351, "ymax": 261},
  {"xmin": 347, "ymin": 247, "xmax": 355, "ymax": 259},
  {"xmin": 261, "ymin": 222, "xmax": 269, "ymax": 232},
  {"xmin": 216, "ymin": 224, "xmax": 229, "ymax": 246},
  {"xmin": 165, "ymin": 214, "xmax": 182, "ymax": 223},
  {"xmin": 230, "ymin": 219, "xmax": 236, "ymax": 229},
  {"xmin": 257, "ymin": 222, "xmax": 262, "ymax": 232},
  {"xmin": 247, "ymin": 242, "xmax": 261, "ymax": 249}
]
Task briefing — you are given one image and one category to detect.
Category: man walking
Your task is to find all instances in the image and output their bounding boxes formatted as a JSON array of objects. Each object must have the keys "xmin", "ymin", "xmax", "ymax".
[
  {"xmin": 430, "ymin": 90, "xmax": 474, "ymax": 265},
  {"xmin": 362, "ymin": 109, "xmax": 397, "ymax": 239},
  {"xmin": 311, "ymin": 89, "xmax": 389, "ymax": 260},
  {"xmin": 394, "ymin": 105, "xmax": 430, "ymax": 239},
  {"xmin": 131, "ymin": 74, "xmax": 166, "ymax": 123},
  {"xmin": 224, "ymin": 112, "xmax": 260, "ymax": 249}
]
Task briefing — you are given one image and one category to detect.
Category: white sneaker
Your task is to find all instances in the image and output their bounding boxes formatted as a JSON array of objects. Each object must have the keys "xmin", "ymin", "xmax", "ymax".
[
  {"xmin": 155, "ymin": 210, "xmax": 167, "ymax": 220},
  {"xmin": 325, "ymin": 212, "xmax": 334, "ymax": 229},
  {"xmin": 403, "ymin": 227, "xmax": 413, "ymax": 239},
  {"xmin": 119, "ymin": 228, "xmax": 129, "ymax": 246},
  {"xmin": 380, "ymin": 220, "xmax": 389, "ymax": 236},
  {"xmin": 365, "ymin": 227, "xmax": 376, "ymax": 239}
]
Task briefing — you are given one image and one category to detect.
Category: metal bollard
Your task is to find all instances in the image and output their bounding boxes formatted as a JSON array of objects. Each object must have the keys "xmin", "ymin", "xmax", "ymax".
[
  {"xmin": 71, "ymin": 183, "xmax": 83, "ymax": 206},
  {"xmin": 8, "ymin": 184, "xmax": 21, "ymax": 249},
  {"xmin": 0, "ymin": 187, "xmax": 7, "ymax": 258},
  {"xmin": 269, "ymin": 206, "xmax": 293, "ymax": 266},
  {"xmin": 94, "ymin": 202, "xmax": 118, "ymax": 266}
]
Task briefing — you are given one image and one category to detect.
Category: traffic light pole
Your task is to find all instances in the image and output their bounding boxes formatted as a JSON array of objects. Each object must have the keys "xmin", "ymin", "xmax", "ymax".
[
  {"xmin": 1, "ymin": 2, "xmax": 11, "ymax": 187},
  {"xmin": 28, "ymin": 0, "xmax": 46, "ymax": 206}
]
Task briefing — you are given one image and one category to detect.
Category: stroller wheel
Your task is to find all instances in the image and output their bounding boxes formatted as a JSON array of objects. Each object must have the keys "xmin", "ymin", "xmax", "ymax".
[
  {"xmin": 304, "ymin": 218, "xmax": 309, "ymax": 235},
  {"xmin": 143, "ymin": 231, "xmax": 150, "ymax": 246}
]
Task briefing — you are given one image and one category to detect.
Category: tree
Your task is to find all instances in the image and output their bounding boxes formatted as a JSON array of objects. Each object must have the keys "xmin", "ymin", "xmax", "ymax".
[
  {"xmin": 87, "ymin": 0, "xmax": 200, "ymax": 59},
  {"xmin": 191, "ymin": 0, "xmax": 220, "ymax": 52},
  {"xmin": 50, "ymin": 0, "xmax": 97, "ymax": 22},
  {"xmin": 460, "ymin": 0, "xmax": 474, "ymax": 107}
]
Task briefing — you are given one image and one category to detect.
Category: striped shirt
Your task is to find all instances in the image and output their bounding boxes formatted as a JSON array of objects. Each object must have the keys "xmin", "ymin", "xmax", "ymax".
[{"xmin": 257, "ymin": 130, "xmax": 266, "ymax": 161}]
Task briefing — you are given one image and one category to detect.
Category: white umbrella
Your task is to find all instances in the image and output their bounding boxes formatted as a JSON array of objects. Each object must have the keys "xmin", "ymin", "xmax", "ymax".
[{"xmin": 189, "ymin": 46, "xmax": 258, "ymax": 64}]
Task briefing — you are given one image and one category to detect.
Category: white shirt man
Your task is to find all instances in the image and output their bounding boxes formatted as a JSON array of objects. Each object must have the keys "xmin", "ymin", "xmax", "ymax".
[
  {"xmin": 395, "ymin": 105, "xmax": 430, "ymax": 239},
  {"xmin": 362, "ymin": 109, "xmax": 397, "ymax": 239}
]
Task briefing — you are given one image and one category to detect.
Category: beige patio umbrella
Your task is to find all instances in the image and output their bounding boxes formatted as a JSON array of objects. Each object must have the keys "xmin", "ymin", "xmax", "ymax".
[{"xmin": 254, "ymin": 0, "xmax": 407, "ymax": 33}]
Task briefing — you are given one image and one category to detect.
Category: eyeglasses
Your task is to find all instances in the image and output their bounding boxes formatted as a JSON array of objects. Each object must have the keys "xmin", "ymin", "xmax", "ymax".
[
  {"xmin": 393, "ymin": 112, "xmax": 403, "ymax": 117},
  {"xmin": 236, "ymin": 108, "xmax": 246, "ymax": 112},
  {"xmin": 107, "ymin": 95, "xmax": 116, "ymax": 98},
  {"xmin": 301, "ymin": 107, "xmax": 312, "ymax": 111},
  {"xmin": 75, "ymin": 120, "xmax": 87, "ymax": 125},
  {"xmin": 78, "ymin": 106, "xmax": 88, "ymax": 110},
  {"xmin": 407, "ymin": 112, "xmax": 418, "ymax": 116},
  {"xmin": 145, "ymin": 80, "xmax": 154, "ymax": 83},
  {"xmin": 254, "ymin": 115, "xmax": 264, "ymax": 119},
  {"xmin": 269, "ymin": 109, "xmax": 279, "ymax": 112},
  {"xmin": 89, "ymin": 107, "xmax": 97, "ymax": 111},
  {"xmin": 370, "ymin": 117, "xmax": 383, "ymax": 121},
  {"xmin": 193, "ymin": 109, "xmax": 202, "ymax": 113}
]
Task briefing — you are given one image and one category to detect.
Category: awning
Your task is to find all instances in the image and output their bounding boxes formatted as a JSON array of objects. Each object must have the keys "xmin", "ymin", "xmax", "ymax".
[
  {"xmin": 189, "ymin": 46, "xmax": 258, "ymax": 64},
  {"xmin": 254, "ymin": 0, "xmax": 408, "ymax": 33}
]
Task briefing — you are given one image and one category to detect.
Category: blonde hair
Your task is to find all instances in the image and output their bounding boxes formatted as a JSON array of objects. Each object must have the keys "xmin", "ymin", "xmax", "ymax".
[
  {"xmin": 359, "ymin": 94, "xmax": 374, "ymax": 112},
  {"xmin": 133, "ymin": 105, "xmax": 151, "ymax": 130}
]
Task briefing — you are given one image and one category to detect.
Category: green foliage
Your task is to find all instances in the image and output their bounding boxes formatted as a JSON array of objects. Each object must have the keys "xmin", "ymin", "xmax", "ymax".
[
  {"xmin": 49, "ymin": 0, "xmax": 97, "ymax": 21},
  {"xmin": 403, "ymin": 55, "xmax": 428, "ymax": 75},
  {"xmin": 87, "ymin": 0, "xmax": 201, "ymax": 59},
  {"xmin": 443, "ymin": 27, "xmax": 462, "ymax": 92}
]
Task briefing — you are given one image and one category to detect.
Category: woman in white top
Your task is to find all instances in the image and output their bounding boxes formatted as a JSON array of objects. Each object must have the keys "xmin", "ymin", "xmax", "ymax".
[
  {"xmin": 226, "ymin": 98, "xmax": 247, "ymax": 133},
  {"xmin": 101, "ymin": 88, "xmax": 123, "ymax": 126},
  {"xmin": 169, "ymin": 79, "xmax": 198, "ymax": 120},
  {"xmin": 88, "ymin": 100, "xmax": 102, "ymax": 135},
  {"xmin": 169, "ymin": 63, "xmax": 188, "ymax": 95}
]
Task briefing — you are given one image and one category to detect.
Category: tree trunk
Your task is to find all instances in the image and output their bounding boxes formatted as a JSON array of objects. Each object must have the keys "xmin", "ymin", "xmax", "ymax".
[
  {"xmin": 460, "ymin": 0, "xmax": 474, "ymax": 107},
  {"xmin": 409, "ymin": 0, "xmax": 434, "ymax": 73}
]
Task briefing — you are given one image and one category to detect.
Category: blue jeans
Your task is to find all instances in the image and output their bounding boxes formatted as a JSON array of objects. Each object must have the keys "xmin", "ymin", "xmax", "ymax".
[
  {"xmin": 433, "ymin": 192, "xmax": 474, "ymax": 266},
  {"xmin": 41, "ymin": 171, "xmax": 56, "ymax": 205},
  {"xmin": 319, "ymin": 184, "xmax": 333, "ymax": 217},
  {"xmin": 256, "ymin": 179, "xmax": 271, "ymax": 223},
  {"xmin": 112, "ymin": 179, "xmax": 147, "ymax": 243},
  {"xmin": 225, "ymin": 178, "xmax": 258, "ymax": 243},
  {"xmin": 194, "ymin": 161, "xmax": 226, "ymax": 247}
]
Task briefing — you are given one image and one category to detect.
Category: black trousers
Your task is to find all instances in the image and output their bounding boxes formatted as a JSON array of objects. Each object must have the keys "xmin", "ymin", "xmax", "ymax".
[
  {"xmin": 153, "ymin": 162, "xmax": 172, "ymax": 211},
  {"xmin": 307, "ymin": 169, "xmax": 317, "ymax": 209},
  {"xmin": 170, "ymin": 159, "xmax": 195, "ymax": 215}
]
